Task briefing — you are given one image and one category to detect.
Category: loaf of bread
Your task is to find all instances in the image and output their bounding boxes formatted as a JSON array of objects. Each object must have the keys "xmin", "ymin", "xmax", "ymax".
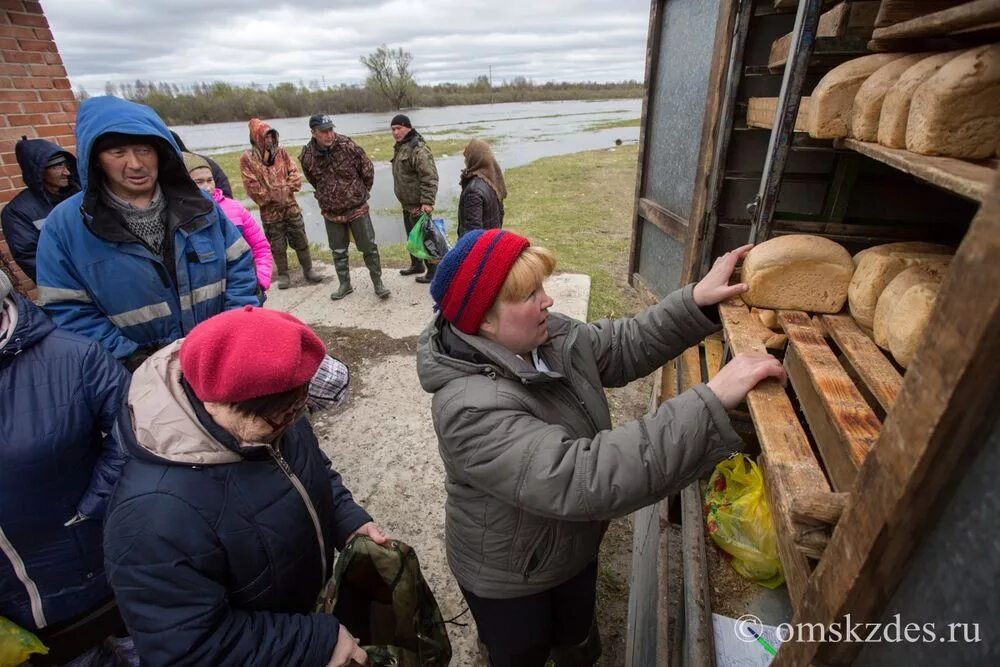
[
  {"xmin": 741, "ymin": 235, "xmax": 854, "ymax": 313},
  {"xmin": 751, "ymin": 307, "xmax": 778, "ymax": 329},
  {"xmin": 873, "ymin": 264, "xmax": 949, "ymax": 350},
  {"xmin": 887, "ymin": 281, "xmax": 941, "ymax": 368},
  {"xmin": 848, "ymin": 242, "xmax": 952, "ymax": 329},
  {"xmin": 877, "ymin": 51, "xmax": 962, "ymax": 149},
  {"xmin": 852, "ymin": 53, "xmax": 929, "ymax": 142},
  {"xmin": 808, "ymin": 53, "xmax": 904, "ymax": 139},
  {"xmin": 907, "ymin": 44, "xmax": 1000, "ymax": 159}
]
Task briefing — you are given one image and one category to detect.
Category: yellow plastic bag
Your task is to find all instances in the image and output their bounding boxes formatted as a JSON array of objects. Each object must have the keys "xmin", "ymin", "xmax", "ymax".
[
  {"xmin": 0, "ymin": 616, "xmax": 48, "ymax": 667},
  {"xmin": 705, "ymin": 454, "xmax": 785, "ymax": 589}
]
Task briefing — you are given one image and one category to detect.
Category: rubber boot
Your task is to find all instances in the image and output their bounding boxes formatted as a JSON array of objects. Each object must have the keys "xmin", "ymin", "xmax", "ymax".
[
  {"xmin": 297, "ymin": 249, "xmax": 323, "ymax": 283},
  {"xmin": 329, "ymin": 251, "xmax": 353, "ymax": 300},
  {"xmin": 273, "ymin": 251, "xmax": 291, "ymax": 290},
  {"xmin": 400, "ymin": 257, "xmax": 424, "ymax": 276},
  {"xmin": 415, "ymin": 262, "xmax": 436, "ymax": 284},
  {"xmin": 364, "ymin": 251, "xmax": 390, "ymax": 299}
]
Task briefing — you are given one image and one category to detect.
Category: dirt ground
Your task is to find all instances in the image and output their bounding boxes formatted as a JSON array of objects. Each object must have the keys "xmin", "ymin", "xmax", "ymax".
[{"xmin": 267, "ymin": 263, "xmax": 643, "ymax": 665}]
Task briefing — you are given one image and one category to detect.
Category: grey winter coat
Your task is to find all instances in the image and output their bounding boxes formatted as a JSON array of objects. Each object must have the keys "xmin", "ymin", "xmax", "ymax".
[{"xmin": 416, "ymin": 284, "xmax": 743, "ymax": 599}]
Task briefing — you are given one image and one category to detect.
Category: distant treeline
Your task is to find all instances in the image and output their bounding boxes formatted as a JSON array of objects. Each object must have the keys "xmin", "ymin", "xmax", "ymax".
[{"xmin": 80, "ymin": 78, "xmax": 644, "ymax": 125}]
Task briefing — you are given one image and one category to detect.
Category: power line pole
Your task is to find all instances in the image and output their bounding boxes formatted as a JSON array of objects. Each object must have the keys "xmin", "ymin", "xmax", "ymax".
[{"xmin": 489, "ymin": 65, "xmax": 493, "ymax": 104}]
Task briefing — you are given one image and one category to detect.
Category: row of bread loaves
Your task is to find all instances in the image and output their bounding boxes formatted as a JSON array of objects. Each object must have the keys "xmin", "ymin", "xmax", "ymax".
[
  {"xmin": 740, "ymin": 236, "xmax": 951, "ymax": 368},
  {"xmin": 808, "ymin": 44, "xmax": 1000, "ymax": 159}
]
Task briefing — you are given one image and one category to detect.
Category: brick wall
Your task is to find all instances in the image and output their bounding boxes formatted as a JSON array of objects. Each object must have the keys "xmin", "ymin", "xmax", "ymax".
[{"xmin": 0, "ymin": 0, "xmax": 76, "ymax": 298}]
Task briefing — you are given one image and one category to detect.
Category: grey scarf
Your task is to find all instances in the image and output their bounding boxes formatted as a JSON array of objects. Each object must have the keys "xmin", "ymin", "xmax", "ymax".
[{"xmin": 102, "ymin": 184, "xmax": 167, "ymax": 255}]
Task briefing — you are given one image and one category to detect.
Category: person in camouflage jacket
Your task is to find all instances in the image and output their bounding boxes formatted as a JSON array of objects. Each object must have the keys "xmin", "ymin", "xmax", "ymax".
[
  {"xmin": 299, "ymin": 114, "xmax": 388, "ymax": 301},
  {"xmin": 390, "ymin": 114, "xmax": 439, "ymax": 284},
  {"xmin": 239, "ymin": 118, "xmax": 322, "ymax": 290}
]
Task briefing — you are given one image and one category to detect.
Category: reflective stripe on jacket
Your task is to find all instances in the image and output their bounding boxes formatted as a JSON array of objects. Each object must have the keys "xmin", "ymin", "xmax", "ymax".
[{"xmin": 35, "ymin": 96, "xmax": 259, "ymax": 361}]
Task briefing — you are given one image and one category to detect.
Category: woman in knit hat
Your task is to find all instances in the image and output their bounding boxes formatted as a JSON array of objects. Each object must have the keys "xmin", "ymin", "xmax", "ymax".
[
  {"xmin": 416, "ymin": 229, "xmax": 784, "ymax": 666},
  {"xmin": 103, "ymin": 306, "xmax": 384, "ymax": 667},
  {"xmin": 183, "ymin": 152, "xmax": 273, "ymax": 292},
  {"xmin": 457, "ymin": 139, "xmax": 506, "ymax": 238}
]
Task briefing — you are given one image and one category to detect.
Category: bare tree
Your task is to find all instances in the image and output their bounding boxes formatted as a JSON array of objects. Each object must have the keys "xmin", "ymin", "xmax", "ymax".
[{"xmin": 360, "ymin": 44, "xmax": 416, "ymax": 110}]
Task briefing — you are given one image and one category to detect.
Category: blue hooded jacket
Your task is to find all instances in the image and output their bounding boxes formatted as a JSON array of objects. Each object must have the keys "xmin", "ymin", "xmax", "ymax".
[
  {"xmin": 35, "ymin": 96, "xmax": 259, "ymax": 362},
  {"xmin": 0, "ymin": 138, "xmax": 80, "ymax": 282},
  {"xmin": 0, "ymin": 293, "xmax": 129, "ymax": 631}
]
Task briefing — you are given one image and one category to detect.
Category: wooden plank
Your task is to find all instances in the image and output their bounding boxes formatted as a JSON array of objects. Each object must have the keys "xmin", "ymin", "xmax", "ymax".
[
  {"xmin": 872, "ymin": 0, "xmax": 1000, "ymax": 39},
  {"xmin": 773, "ymin": 166, "xmax": 1000, "ymax": 666},
  {"xmin": 837, "ymin": 137, "xmax": 993, "ymax": 203},
  {"xmin": 681, "ymin": 483, "xmax": 714, "ymax": 667},
  {"xmin": 677, "ymin": 347, "xmax": 714, "ymax": 666},
  {"xmin": 747, "ymin": 97, "xmax": 812, "ymax": 132},
  {"xmin": 789, "ymin": 491, "xmax": 849, "ymax": 526},
  {"xmin": 627, "ymin": 0, "xmax": 664, "ymax": 285},
  {"xmin": 874, "ymin": 0, "xmax": 967, "ymax": 28},
  {"xmin": 638, "ymin": 197, "xmax": 689, "ymax": 241},
  {"xmin": 768, "ymin": 2, "xmax": 879, "ymax": 68},
  {"xmin": 719, "ymin": 298, "xmax": 829, "ymax": 606},
  {"xmin": 704, "ymin": 337, "xmax": 725, "ymax": 380},
  {"xmin": 821, "ymin": 313, "xmax": 902, "ymax": 413},
  {"xmin": 632, "ymin": 272, "xmax": 660, "ymax": 306},
  {"xmin": 778, "ymin": 311, "xmax": 881, "ymax": 491}
]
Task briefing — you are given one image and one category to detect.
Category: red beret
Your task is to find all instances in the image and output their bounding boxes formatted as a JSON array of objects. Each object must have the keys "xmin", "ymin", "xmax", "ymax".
[{"xmin": 180, "ymin": 306, "xmax": 326, "ymax": 403}]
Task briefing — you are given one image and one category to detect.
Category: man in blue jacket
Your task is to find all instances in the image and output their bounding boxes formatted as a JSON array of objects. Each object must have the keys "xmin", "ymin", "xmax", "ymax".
[
  {"xmin": 105, "ymin": 306, "xmax": 384, "ymax": 666},
  {"xmin": 0, "ymin": 137, "xmax": 80, "ymax": 282},
  {"xmin": 0, "ymin": 268, "xmax": 134, "ymax": 664},
  {"xmin": 35, "ymin": 96, "xmax": 259, "ymax": 371}
]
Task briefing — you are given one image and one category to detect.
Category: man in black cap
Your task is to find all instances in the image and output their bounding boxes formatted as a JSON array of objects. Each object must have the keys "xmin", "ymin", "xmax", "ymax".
[
  {"xmin": 390, "ymin": 114, "xmax": 439, "ymax": 284},
  {"xmin": 1, "ymin": 137, "xmax": 80, "ymax": 282},
  {"xmin": 300, "ymin": 114, "xmax": 389, "ymax": 300}
]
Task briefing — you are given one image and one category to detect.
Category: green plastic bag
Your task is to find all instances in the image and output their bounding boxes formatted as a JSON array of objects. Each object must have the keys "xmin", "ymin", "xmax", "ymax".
[
  {"xmin": 705, "ymin": 454, "xmax": 785, "ymax": 589},
  {"xmin": 405, "ymin": 213, "xmax": 434, "ymax": 262},
  {"xmin": 0, "ymin": 616, "xmax": 48, "ymax": 667}
]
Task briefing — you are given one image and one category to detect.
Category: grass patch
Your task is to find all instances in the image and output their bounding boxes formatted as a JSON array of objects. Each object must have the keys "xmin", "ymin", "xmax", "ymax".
[
  {"xmin": 503, "ymin": 144, "xmax": 640, "ymax": 320},
  {"xmin": 584, "ymin": 117, "xmax": 641, "ymax": 132},
  {"xmin": 212, "ymin": 134, "xmax": 481, "ymax": 201},
  {"xmin": 255, "ymin": 144, "xmax": 643, "ymax": 322}
]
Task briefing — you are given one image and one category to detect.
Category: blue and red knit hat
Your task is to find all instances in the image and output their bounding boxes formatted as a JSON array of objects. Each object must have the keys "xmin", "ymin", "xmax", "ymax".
[{"xmin": 430, "ymin": 229, "xmax": 531, "ymax": 334}]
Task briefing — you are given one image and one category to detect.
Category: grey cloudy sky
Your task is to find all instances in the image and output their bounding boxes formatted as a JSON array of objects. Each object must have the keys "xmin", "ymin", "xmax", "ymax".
[{"xmin": 42, "ymin": 0, "xmax": 651, "ymax": 92}]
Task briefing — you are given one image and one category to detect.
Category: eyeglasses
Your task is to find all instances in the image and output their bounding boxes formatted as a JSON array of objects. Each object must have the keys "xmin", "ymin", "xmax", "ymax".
[{"xmin": 261, "ymin": 395, "xmax": 310, "ymax": 431}]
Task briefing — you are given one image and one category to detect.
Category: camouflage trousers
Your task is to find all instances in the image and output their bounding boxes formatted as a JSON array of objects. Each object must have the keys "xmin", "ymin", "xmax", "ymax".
[{"xmin": 264, "ymin": 214, "xmax": 309, "ymax": 274}]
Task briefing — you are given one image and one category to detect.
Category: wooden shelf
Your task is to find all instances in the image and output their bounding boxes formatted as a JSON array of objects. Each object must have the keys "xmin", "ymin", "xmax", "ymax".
[
  {"xmin": 718, "ymin": 299, "xmax": 909, "ymax": 608},
  {"xmin": 872, "ymin": 0, "xmax": 1000, "ymax": 40},
  {"xmin": 769, "ymin": 1, "xmax": 879, "ymax": 69},
  {"xmin": 835, "ymin": 138, "xmax": 996, "ymax": 202},
  {"xmin": 747, "ymin": 97, "xmax": 812, "ymax": 132}
]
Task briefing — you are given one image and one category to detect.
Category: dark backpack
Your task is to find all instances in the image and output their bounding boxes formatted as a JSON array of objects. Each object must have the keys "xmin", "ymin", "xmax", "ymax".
[{"xmin": 318, "ymin": 536, "xmax": 452, "ymax": 667}]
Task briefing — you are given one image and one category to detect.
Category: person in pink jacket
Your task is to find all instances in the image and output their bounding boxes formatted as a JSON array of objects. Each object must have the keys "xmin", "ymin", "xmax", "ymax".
[{"xmin": 183, "ymin": 152, "xmax": 273, "ymax": 291}]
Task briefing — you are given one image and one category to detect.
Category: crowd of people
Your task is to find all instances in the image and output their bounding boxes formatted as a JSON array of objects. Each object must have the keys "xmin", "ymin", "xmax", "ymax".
[{"xmin": 0, "ymin": 96, "xmax": 783, "ymax": 667}]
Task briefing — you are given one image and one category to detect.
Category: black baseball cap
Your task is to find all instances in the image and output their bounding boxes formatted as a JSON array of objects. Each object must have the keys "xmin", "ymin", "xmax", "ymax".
[{"xmin": 309, "ymin": 114, "xmax": 335, "ymax": 130}]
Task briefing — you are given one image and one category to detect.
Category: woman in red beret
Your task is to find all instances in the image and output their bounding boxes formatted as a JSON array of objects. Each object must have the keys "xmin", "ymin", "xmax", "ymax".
[
  {"xmin": 102, "ymin": 306, "xmax": 382, "ymax": 667},
  {"xmin": 417, "ymin": 230, "xmax": 784, "ymax": 666}
]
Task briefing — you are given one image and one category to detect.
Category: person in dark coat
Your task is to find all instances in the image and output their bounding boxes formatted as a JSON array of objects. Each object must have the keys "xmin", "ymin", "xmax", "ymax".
[
  {"xmin": 104, "ymin": 306, "xmax": 386, "ymax": 667},
  {"xmin": 169, "ymin": 130, "xmax": 233, "ymax": 199},
  {"xmin": 457, "ymin": 138, "xmax": 506, "ymax": 238},
  {"xmin": 0, "ymin": 268, "xmax": 134, "ymax": 665},
  {"xmin": 0, "ymin": 138, "xmax": 80, "ymax": 282}
]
